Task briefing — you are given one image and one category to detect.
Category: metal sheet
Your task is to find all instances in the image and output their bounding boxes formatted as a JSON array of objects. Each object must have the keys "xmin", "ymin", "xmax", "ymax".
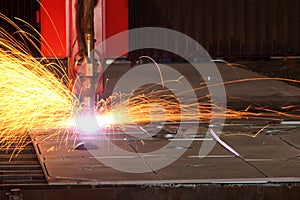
[
  {"xmin": 34, "ymin": 122, "xmax": 300, "ymax": 185},
  {"xmin": 31, "ymin": 62, "xmax": 300, "ymax": 185}
]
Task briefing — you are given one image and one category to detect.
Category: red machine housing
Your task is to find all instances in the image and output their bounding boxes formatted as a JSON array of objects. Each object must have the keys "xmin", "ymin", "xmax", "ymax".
[{"xmin": 40, "ymin": 0, "xmax": 128, "ymax": 93}]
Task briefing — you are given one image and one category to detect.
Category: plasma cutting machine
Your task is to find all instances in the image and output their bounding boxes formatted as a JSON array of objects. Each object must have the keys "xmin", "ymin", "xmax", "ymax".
[
  {"xmin": 39, "ymin": 0, "xmax": 128, "ymax": 112},
  {"xmin": 75, "ymin": 0, "xmax": 100, "ymax": 114}
]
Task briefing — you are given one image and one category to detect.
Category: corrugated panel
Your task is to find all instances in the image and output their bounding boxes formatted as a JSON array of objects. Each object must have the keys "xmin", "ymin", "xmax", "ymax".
[{"xmin": 129, "ymin": 0, "xmax": 300, "ymax": 60}]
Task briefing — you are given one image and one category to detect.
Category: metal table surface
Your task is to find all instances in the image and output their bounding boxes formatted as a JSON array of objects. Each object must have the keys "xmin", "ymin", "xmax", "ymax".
[{"xmin": 32, "ymin": 120, "xmax": 300, "ymax": 185}]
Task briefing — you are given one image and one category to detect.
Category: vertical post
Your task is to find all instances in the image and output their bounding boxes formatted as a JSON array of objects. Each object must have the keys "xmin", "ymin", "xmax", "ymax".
[{"xmin": 81, "ymin": 0, "xmax": 96, "ymax": 113}]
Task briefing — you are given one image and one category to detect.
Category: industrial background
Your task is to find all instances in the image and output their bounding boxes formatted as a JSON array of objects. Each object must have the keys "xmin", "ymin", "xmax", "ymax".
[
  {"xmin": 129, "ymin": 0, "xmax": 300, "ymax": 59},
  {"xmin": 1, "ymin": 0, "xmax": 299, "ymax": 59},
  {"xmin": 0, "ymin": 1, "xmax": 300, "ymax": 200}
]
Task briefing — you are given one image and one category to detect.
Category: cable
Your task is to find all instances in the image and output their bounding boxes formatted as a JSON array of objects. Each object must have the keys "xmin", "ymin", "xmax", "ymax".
[{"xmin": 76, "ymin": 0, "xmax": 87, "ymax": 57}]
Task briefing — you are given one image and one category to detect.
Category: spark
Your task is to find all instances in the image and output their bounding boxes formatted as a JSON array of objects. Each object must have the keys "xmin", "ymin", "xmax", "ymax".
[
  {"xmin": 102, "ymin": 78, "xmax": 300, "ymax": 126},
  {"xmin": 1, "ymin": 14, "xmax": 300, "ymax": 158},
  {"xmin": 222, "ymin": 124, "xmax": 273, "ymax": 138},
  {"xmin": 139, "ymin": 56, "xmax": 165, "ymax": 87},
  {"xmin": 1, "ymin": 33, "xmax": 299, "ymax": 155},
  {"xmin": 0, "ymin": 21, "xmax": 79, "ymax": 154}
]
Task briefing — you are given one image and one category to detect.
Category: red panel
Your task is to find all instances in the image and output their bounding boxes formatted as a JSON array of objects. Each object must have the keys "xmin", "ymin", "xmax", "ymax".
[
  {"xmin": 40, "ymin": 0, "xmax": 128, "ymax": 58},
  {"xmin": 105, "ymin": 0, "xmax": 128, "ymax": 57},
  {"xmin": 40, "ymin": 0, "xmax": 67, "ymax": 57},
  {"xmin": 40, "ymin": 0, "xmax": 128, "ymax": 94}
]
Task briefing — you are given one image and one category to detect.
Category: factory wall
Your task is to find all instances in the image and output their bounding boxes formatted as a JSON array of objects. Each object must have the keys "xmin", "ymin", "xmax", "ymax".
[
  {"xmin": 1, "ymin": 0, "xmax": 299, "ymax": 60},
  {"xmin": 129, "ymin": 0, "xmax": 300, "ymax": 59}
]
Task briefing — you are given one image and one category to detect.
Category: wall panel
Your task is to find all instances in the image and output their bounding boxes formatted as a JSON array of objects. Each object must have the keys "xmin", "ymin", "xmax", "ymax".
[{"xmin": 129, "ymin": 0, "xmax": 300, "ymax": 60}]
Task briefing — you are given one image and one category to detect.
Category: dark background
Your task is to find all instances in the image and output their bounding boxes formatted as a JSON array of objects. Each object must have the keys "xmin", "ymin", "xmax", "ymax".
[
  {"xmin": 0, "ymin": 0, "xmax": 300, "ymax": 80},
  {"xmin": 129, "ymin": 0, "xmax": 300, "ymax": 59}
]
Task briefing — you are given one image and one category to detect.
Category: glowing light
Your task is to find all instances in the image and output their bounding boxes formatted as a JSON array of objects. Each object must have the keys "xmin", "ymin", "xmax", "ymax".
[
  {"xmin": 96, "ymin": 114, "xmax": 115, "ymax": 127},
  {"xmin": 70, "ymin": 114, "xmax": 115, "ymax": 133},
  {"xmin": 74, "ymin": 115, "xmax": 100, "ymax": 133}
]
